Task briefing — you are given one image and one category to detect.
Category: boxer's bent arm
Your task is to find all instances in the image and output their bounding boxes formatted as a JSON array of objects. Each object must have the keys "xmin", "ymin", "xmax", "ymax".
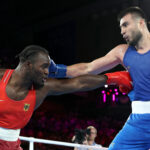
[
  {"xmin": 45, "ymin": 74, "xmax": 107, "ymax": 95},
  {"xmin": 66, "ymin": 44, "xmax": 127, "ymax": 78}
]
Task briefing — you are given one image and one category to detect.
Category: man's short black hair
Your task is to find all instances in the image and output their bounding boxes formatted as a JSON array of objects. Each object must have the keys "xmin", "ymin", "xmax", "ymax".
[
  {"xmin": 117, "ymin": 6, "xmax": 147, "ymax": 24},
  {"xmin": 16, "ymin": 45, "xmax": 49, "ymax": 63}
]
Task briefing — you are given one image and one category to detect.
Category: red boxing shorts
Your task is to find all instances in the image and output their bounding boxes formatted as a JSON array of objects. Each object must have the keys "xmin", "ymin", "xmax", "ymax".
[{"xmin": 0, "ymin": 139, "xmax": 22, "ymax": 150}]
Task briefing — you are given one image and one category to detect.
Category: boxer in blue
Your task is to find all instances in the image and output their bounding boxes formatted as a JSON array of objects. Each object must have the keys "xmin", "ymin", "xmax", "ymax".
[{"xmin": 48, "ymin": 6, "xmax": 150, "ymax": 149}]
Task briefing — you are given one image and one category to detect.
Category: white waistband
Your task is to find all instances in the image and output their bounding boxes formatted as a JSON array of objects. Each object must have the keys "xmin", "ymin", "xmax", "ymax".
[
  {"xmin": 0, "ymin": 127, "xmax": 20, "ymax": 141},
  {"xmin": 132, "ymin": 101, "xmax": 150, "ymax": 114}
]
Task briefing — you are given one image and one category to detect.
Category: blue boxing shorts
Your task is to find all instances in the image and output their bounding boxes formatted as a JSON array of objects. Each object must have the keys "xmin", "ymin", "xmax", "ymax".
[{"xmin": 108, "ymin": 101, "xmax": 150, "ymax": 150}]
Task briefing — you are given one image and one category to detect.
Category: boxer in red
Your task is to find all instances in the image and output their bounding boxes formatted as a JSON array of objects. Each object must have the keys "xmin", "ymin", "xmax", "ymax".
[{"xmin": 0, "ymin": 45, "xmax": 132, "ymax": 150}]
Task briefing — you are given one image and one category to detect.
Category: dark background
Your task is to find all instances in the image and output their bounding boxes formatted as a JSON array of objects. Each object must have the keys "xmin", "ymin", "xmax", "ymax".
[
  {"xmin": 0, "ymin": 0, "xmax": 150, "ymax": 149},
  {"xmin": 0, "ymin": 0, "xmax": 150, "ymax": 66}
]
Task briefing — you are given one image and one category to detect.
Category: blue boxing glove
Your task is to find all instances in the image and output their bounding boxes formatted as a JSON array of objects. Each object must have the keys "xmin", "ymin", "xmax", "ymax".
[{"xmin": 48, "ymin": 59, "xmax": 67, "ymax": 78}]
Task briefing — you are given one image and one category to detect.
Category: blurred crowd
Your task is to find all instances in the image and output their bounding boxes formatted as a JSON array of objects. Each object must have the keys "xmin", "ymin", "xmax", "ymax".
[{"xmin": 21, "ymin": 110, "xmax": 125, "ymax": 150}]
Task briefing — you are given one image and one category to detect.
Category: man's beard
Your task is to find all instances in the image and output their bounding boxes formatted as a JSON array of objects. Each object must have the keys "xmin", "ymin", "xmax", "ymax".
[
  {"xmin": 33, "ymin": 80, "xmax": 44, "ymax": 90},
  {"xmin": 31, "ymin": 70, "xmax": 45, "ymax": 90},
  {"xmin": 33, "ymin": 82, "xmax": 44, "ymax": 90},
  {"xmin": 128, "ymin": 31, "xmax": 142, "ymax": 46}
]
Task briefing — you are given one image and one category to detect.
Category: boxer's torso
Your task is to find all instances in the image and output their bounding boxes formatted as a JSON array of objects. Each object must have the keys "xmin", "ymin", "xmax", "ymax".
[
  {"xmin": 123, "ymin": 46, "xmax": 150, "ymax": 101},
  {"xmin": 0, "ymin": 69, "xmax": 36, "ymax": 129}
]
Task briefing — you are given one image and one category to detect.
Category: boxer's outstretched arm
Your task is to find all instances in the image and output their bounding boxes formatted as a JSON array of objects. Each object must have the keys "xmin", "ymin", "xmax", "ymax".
[
  {"xmin": 36, "ymin": 75, "xmax": 106, "ymax": 109},
  {"xmin": 45, "ymin": 74, "xmax": 107, "ymax": 95},
  {"xmin": 66, "ymin": 44, "xmax": 128, "ymax": 77},
  {"xmin": 36, "ymin": 71, "xmax": 132, "ymax": 109}
]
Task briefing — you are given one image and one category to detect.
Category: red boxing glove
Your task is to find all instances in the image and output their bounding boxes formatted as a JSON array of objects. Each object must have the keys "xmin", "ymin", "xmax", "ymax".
[{"xmin": 105, "ymin": 71, "xmax": 133, "ymax": 93}]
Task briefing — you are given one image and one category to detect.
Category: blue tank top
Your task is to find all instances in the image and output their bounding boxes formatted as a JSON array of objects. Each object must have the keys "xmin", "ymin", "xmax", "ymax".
[{"xmin": 123, "ymin": 46, "xmax": 150, "ymax": 101}]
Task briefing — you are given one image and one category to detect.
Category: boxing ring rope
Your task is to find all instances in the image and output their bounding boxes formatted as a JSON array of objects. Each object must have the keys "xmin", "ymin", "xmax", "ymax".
[{"xmin": 19, "ymin": 136, "xmax": 108, "ymax": 150}]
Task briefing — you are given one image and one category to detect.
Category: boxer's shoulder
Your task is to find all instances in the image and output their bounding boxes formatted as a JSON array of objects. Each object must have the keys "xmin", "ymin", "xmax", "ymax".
[
  {"xmin": 114, "ymin": 44, "xmax": 129, "ymax": 62},
  {"xmin": 115, "ymin": 44, "xmax": 129, "ymax": 53}
]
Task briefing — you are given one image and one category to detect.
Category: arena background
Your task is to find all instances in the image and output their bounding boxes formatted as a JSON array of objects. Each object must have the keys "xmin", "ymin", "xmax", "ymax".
[{"xmin": 0, "ymin": 0, "xmax": 150, "ymax": 149}]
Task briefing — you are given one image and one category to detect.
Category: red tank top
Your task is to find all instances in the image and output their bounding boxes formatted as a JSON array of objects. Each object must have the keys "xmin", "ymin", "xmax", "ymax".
[{"xmin": 0, "ymin": 69, "xmax": 36, "ymax": 129}]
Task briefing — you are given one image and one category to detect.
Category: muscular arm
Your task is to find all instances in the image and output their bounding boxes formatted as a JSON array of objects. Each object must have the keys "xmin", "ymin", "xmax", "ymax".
[
  {"xmin": 38, "ymin": 74, "xmax": 107, "ymax": 96},
  {"xmin": 48, "ymin": 74, "xmax": 107, "ymax": 95},
  {"xmin": 66, "ymin": 44, "xmax": 128, "ymax": 77},
  {"xmin": 35, "ymin": 74, "xmax": 107, "ymax": 109}
]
